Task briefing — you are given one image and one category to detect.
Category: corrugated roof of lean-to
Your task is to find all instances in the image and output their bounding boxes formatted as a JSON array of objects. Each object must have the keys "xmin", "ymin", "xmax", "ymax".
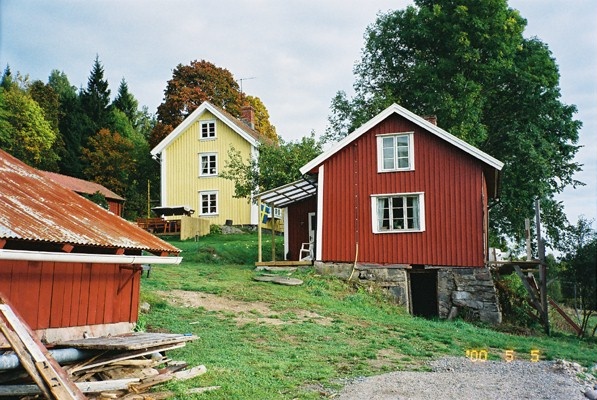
[{"xmin": 0, "ymin": 149, "xmax": 179, "ymax": 255}]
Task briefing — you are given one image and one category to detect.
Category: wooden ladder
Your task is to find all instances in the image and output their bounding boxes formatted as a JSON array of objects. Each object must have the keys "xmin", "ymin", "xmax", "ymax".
[{"xmin": 0, "ymin": 295, "xmax": 86, "ymax": 399}]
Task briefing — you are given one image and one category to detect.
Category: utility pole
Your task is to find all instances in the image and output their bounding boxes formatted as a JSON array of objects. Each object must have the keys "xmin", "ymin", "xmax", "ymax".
[{"xmin": 535, "ymin": 199, "xmax": 549, "ymax": 335}]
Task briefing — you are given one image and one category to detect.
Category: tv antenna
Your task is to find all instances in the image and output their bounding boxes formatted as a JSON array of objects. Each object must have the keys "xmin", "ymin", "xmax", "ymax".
[{"xmin": 238, "ymin": 77, "xmax": 256, "ymax": 95}]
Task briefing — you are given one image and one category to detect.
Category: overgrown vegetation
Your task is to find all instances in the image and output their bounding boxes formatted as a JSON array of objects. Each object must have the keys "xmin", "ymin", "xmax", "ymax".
[{"xmin": 140, "ymin": 233, "xmax": 596, "ymax": 399}]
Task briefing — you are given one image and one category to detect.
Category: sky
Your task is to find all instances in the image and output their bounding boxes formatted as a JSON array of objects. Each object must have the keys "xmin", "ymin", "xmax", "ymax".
[{"xmin": 1, "ymin": 0, "xmax": 595, "ymax": 227}]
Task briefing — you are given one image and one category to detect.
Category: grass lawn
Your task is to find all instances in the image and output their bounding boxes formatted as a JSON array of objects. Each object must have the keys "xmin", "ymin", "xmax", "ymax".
[{"xmin": 140, "ymin": 234, "xmax": 596, "ymax": 399}]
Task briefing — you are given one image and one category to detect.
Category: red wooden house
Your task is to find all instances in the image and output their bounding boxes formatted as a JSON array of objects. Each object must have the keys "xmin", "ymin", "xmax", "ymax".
[
  {"xmin": 0, "ymin": 149, "xmax": 181, "ymax": 345},
  {"xmin": 260, "ymin": 104, "xmax": 504, "ymax": 322}
]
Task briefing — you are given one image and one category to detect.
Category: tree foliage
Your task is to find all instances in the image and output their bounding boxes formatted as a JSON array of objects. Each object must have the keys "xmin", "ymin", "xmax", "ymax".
[
  {"xmin": 327, "ymin": 0, "xmax": 582, "ymax": 248},
  {"xmin": 112, "ymin": 78, "xmax": 138, "ymax": 125},
  {"xmin": 222, "ymin": 133, "xmax": 323, "ymax": 199},
  {"xmin": 0, "ymin": 71, "xmax": 59, "ymax": 170},
  {"xmin": 150, "ymin": 60, "xmax": 278, "ymax": 148},
  {"xmin": 151, "ymin": 60, "xmax": 241, "ymax": 147},
  {"xmin": 82, "ymin": 128, "xmax": 135, "ymax": 196},
  {"xmin": 80, "ymin": 56, "xmax": 111, "ymax": 138},
  {"xmin": 560, "ymin": 217, "xmax": 597, "ymax": 337},
  {"xmin": 245, "ymin": 95, "xmax": 278, "ymax": 143}
]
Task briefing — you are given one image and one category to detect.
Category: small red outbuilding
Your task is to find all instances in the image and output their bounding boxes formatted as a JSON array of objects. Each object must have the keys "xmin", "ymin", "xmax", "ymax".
[{"xmin": 0, "ymin": 149, "xmax": 181, "ymax": 345}]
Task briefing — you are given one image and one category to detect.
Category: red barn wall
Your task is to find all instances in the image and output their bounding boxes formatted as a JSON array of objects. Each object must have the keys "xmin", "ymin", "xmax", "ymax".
[
  {"xmin": 0, "ymin": 260, "xmax": 140, "ymax": 330},
  {"xmin": 286, "ymin": 196, "xmax": 317, "ymax": 260},
  {"xmin": 320, "ymin": 114, "xmax": 486, "ymax": 267}
]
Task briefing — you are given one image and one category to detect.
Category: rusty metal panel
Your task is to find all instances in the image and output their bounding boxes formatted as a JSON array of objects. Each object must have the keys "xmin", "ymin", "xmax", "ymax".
[
  {"xmin": 0, "ymin": 150, "xmax": 179, "ymax": 255},
  {"xmin": 321, "ymin": 114, "xmax": 486, "ymax": 267}
]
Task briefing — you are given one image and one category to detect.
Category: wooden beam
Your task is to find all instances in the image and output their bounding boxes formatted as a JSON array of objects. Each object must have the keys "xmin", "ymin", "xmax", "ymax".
[
  {"xmin": 271, "ymin": 205, "xmax": 276, "ymax": 262},
  {"xmin": 0, "ymin": 239, "xmax": 6, "ymax": 249},
  {"xmin": 548, "ymin": 297, "xmax": 583, "ymax": 335},
  {"xmin": 258, "ymin": 197, "xmax": 263, "ymax": 263},
  {"xmin": 0, "ymin": 299, "xmax": 86, "ymax": 399},
  {"xmin": 513, "ymin": 265, "xmax": 543, "ymax": 315},
  {"xmin": 115, "ymin": 248, "xmax": 125, "ymax": 255},
  {"xmin": 62, "ymin": 243, "xmax": 74, "ymax": 253},
  {"xmin": 0, "ymin": 378, "xmax": 141, "ymax": 396}
]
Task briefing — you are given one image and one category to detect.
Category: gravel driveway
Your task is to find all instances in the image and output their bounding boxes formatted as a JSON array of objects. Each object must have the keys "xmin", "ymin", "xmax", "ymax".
[{"xmin": 337, "ymin": 357, "xmax": 597, "ymax": 400}]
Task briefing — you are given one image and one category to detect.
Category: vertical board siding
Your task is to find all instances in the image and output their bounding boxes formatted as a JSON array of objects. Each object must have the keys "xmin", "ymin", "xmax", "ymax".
[
  {"xmin": 321, "ymin": 114, "xmax": 486, "ymax": 267},
  {"xmin": 0, "ymin": 261, "xmax": 140, "ymax": 330},
  {"xmin": 287, "ymin": 196, "xmax": 317, "ymax": 260},
  {"xmin": 163, "ymin": 111, "xmax": 254, "ymax": 225}
]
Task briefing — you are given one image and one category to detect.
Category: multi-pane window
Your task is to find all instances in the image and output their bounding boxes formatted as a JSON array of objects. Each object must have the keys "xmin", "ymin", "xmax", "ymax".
[
  {"xmin": 199, "ymin": 191, "xmax": 218, "ymax": 216},
  {"xmin": 199, "ymin": 153, "xmax": 217, "ymax": 176},
  {"xmin": 377, "ymin": 133, "xmax": 414, "ymax": 172},
  {"xmin": 371, "ymin": 193, "xmax": 425, "ymax": 233},
  {"xmin": 200, "ymin": 121, "xmax": 216, "ymax": 139}
]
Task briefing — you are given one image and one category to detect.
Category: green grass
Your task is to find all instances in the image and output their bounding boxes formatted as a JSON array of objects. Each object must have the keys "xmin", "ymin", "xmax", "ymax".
[{"xmin": 141, "ymin": 233, "xmax": 597, "ymax": 399}]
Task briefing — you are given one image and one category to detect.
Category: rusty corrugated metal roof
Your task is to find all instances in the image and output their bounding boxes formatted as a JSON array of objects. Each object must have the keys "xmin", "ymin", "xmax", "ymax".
[
  {"xmin": 41, "ymin": 171, "xmax": 125, "ymax": 201},
  {"xmin": 0, "ymin": 149, "xmax": 179, "ymax": 255}
]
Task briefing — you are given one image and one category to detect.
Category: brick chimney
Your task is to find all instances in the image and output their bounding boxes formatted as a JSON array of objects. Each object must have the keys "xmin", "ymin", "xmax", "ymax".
[
  {"xmin": 241, "ymin": 105, "xmax": 255, "ymax": 129},
  {"xmin": 423, "ymin": 115, "xmax": 437, "ymax": 126}
]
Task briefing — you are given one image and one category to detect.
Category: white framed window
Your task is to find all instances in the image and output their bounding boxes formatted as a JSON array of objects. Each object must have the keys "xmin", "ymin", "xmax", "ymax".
[
  {"xmin": 371, "ymin": 192, "xmax": 425, "ymax": 233},
  {"xmin": 199, "ymin": 191, "xmax": 218, "ymax": 216},
  {"xmin": 200, "ymin": 120, "xmax": 216, "ymax": 139},
  {"xmin": 199, "ymin": 153, "xmax": 217, "ymax": 176},
  {"xmin": 377, "ymin": 132, "xmax": 414, "ymax": 172}
]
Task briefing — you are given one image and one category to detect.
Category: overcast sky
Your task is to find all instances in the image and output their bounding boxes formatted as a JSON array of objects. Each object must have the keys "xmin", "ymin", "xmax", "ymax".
[{"xmin": 1, "ymin": 0, "xmax": 595, "ymax": 227}]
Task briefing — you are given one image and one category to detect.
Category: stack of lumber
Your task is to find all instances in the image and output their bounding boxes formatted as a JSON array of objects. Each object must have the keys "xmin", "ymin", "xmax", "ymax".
[{"xmin": 0, "ymin": 297, "xmax": 211, "ymax": 399}]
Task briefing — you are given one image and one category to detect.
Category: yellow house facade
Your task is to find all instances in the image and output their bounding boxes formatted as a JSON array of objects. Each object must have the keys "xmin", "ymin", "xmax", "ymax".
[{"xmin": 151, "ymin": 102, "xmax": 260, "ymax": 226}]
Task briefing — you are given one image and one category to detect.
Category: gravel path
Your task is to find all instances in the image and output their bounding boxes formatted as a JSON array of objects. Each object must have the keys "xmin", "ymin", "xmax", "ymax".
[{"xmin": 337, "ymin": 357, "xmax": 597, "ymax": 400}]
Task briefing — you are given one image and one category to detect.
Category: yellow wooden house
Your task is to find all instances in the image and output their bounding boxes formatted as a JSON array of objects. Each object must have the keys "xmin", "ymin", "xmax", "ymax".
[{"xmin": 150, "ymin": 101, "xmax": 261, "ymax": 226}]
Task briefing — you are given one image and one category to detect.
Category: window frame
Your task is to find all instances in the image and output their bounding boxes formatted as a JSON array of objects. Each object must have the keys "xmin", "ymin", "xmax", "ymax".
[
  {"xmin": 370, "ymin": 192, "xmax": 425, "ymax": 234},
  {"xmin": 376, "ymin": 132, "xmax": 415, "ymax": 172},
  {"xmin": 199, "ymin": 120, "xmax": 216, "ymax": 140},
  {"xmin": 199, "ymin": 152, "xmax": 218, "ymax": 177},
  {"xmin": 199, "ymin": 190, "xmax": 218, "ymax": 216}
]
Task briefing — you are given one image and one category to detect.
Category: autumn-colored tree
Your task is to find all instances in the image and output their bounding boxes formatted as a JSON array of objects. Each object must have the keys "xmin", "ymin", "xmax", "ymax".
[
  {"xmin": 245, "ymin": 95, "xmax": 278, "ymax": 143},
  {"xmin": 150, "ymin": 60, "xmax": 242, "ymax": 147},
  {"xmin": 82, "ymin": 128, "xmax": 134, "ymax": 196}
]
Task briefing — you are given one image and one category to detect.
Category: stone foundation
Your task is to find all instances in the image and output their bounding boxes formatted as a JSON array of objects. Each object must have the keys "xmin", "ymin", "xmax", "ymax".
[{"xmin": 314, "ymin": 261, "xmax": 502, "ymax": 324}]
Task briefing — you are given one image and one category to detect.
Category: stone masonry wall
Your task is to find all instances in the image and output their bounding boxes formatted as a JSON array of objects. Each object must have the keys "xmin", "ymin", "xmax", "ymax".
[{"xmin": 314, "ymin": 261, "xmax": 502, "ymax": 324}]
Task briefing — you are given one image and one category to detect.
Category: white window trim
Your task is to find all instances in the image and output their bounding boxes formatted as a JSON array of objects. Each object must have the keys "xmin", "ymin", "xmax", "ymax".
[
  {"xmin": 376, "ymin": 132, "xmax": 415, "ymax": 173},
  {"xmin": 199, "ymin": 120, "xmax": 216, "ymax": 140},
  {"xmin": 199, "ymin": 190, "xmax": 218, "ymax": 216},
  {"xmin": 370, "ymin": 192, "xmax": 425, "ymax": 234},
  {"xmin": 199, "ymin": 152, "xmax": 218, "ymax": 177}
]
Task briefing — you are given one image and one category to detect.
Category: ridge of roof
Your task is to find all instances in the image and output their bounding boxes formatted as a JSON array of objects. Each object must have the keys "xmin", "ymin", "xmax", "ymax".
[
  {"xmin": 41, "ymin": 171, "xmax": 125, "ymax": 201},
  {"xmin": 300, "ymin": 103, "xmax": 504, "ymax": 175},
  {"xmin": 151, "ymin": 101, "xmax": 262, "ymax": 155}
]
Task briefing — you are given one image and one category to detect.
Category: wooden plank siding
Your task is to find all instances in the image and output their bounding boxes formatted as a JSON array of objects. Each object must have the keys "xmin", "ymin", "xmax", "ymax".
[
  {"xmin": 0, "ymin": 261, "xmax": 141, "ymax": 330},
  {"xmin": 320, "ymin": 114, "xmax": 487, "ymax": 267},
  {"xmin": 286, "ymin": 196, "xmax": 317, "ymax": 260},
  {"xmin": 162, "ymin": 110, "xmax": 255, "ymax": 226}
]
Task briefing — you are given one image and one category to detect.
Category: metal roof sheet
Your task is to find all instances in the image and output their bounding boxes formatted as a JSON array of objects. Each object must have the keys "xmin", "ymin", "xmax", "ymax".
[
  {"xmin": 41, "ymin": 171, "xmax": 125, "ymax": 201},
  {"xmin": 258, "ymin": 178, "xmax": 317, "ymax": 207},
  {"xmin": 0, "ymin": 149, "xmax": 179, "ymax": 255}
]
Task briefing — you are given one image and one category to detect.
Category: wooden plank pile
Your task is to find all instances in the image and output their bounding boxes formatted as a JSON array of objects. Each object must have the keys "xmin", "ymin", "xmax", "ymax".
[{"xmin": 0, "ymin": 297, "xmax": 211, "ymax": 399}]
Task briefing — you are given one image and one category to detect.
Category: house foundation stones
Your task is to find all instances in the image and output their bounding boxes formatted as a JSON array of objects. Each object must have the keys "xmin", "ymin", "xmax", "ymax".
[{"xmin": 314, "ymin": 262, "xmax": 502, "ymax": 324}]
